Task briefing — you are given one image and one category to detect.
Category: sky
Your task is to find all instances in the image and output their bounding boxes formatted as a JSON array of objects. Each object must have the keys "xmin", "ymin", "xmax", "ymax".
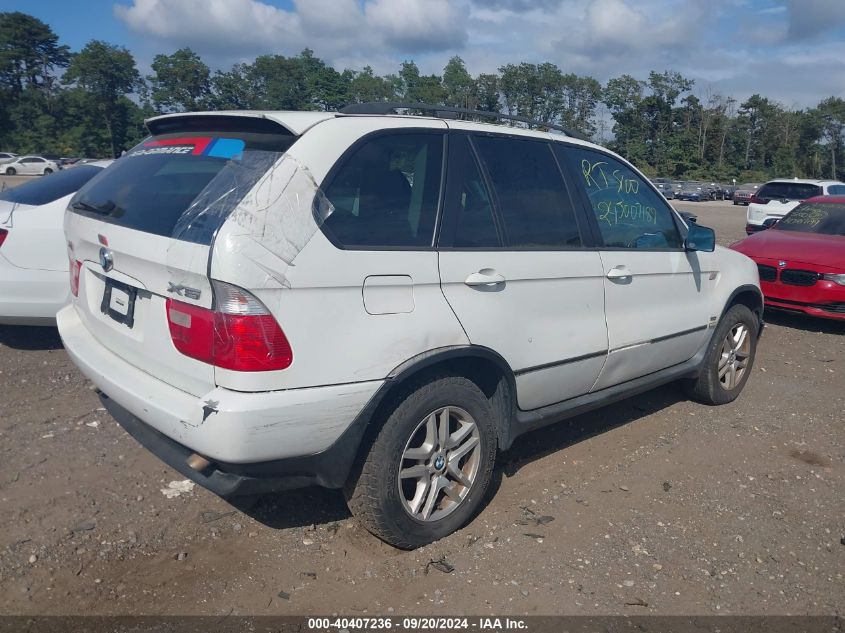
[{"xmin": 8, "ymin": 0, "xmax": 845, "ymax": 109}]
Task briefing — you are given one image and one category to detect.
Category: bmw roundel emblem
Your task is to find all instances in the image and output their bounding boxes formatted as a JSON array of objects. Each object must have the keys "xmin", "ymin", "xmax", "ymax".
[
  {"xmin": 99, "ymin": 247, "xmax": 114, "ymax": 272},
  {"xmin": 778, "ymin": 260, "xmax": 787, "ymax": 267}
]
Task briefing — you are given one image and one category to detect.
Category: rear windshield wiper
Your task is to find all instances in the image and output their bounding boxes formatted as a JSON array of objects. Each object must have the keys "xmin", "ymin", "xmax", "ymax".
[{"xmin": 71, "ymin": 200, "xmax": 116, "ymax": 215}]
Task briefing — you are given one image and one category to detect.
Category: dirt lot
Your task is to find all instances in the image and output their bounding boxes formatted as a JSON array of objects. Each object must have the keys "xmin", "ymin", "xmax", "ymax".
[
  {"xmin": 0, "ymin": 174, "xmax": 39, "ymax": 190},
  {"xmin": 0, "ymin": 199, "xmax": 843, "ymax": 616}
]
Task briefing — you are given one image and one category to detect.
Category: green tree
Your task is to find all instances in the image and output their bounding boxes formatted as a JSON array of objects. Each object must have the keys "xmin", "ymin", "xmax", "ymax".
[
  {"xmin": 475, "ymin": 73, "xmax": 499, "ymax": 113},
  {"xmin": 249, "ymin": 54, "xmax": 309, "ymax": 110},
  {"xmin": 398, "ymin": 61, "xmax": 444, "ymax": 104},
  {"xmin": 209, "ymin": 63, "xmax": 262, "ymax": 109},
  {"xmin": 560, "ymin": 74, "xmax": 602, "ymax": 135},
  {"xmin": 442, "ymin": 56, "xmax": 474, "ymax": 108},
  {"xmin": 603, "ymin": 74, "xmax": 646, "ymax": 162},
  {"xmin": 814, "ymin": 97, "xmax": 845, "ymax": 180},
  {"xmin": 736, "ymin": 95, "xmax": 777, "ymax": 171},
  {"xmin": 63, "ymin": 40, "xmax": 144, "ymax": 157},
  {"xmin": 0, "ymin": 12, "xmax": 69, "ymax": 94},
  {"xmin": 148, "ymin": 47, "xmax": 210, "ymax": 113},
  {"xmin": 296, "ymin": 49, "xmax": 350, "ymax": 111},
  {"xmin": 348, "ymin": 66, "xmax": 397, "ymax": 104}
]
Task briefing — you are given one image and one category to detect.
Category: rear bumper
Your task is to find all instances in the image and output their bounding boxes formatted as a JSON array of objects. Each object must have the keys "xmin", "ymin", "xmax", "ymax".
[
  {"xmin": 99, "ymin": 392, "xmax": 367, "ymax": 495},
  {"xmin": 57, "ymin": 304, "xmax": 383, "ymax": 484}
]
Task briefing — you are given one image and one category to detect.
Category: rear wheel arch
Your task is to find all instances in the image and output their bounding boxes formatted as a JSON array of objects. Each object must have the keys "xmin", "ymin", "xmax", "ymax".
[{"xmin": 357, "ymin": 347, "xmax": 517, "ymax": 462}]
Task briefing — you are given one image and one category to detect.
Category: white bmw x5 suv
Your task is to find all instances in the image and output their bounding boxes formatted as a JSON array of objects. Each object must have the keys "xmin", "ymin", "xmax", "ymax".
[{"xmin": 58, "ymin": 105, "xmax": 762, "ymax": 548}]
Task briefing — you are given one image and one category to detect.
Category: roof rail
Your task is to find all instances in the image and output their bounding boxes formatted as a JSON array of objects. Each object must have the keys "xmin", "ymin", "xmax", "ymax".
[{"xmin": 339, "ymin": 102, "xmax": 588, "ymax": 141}]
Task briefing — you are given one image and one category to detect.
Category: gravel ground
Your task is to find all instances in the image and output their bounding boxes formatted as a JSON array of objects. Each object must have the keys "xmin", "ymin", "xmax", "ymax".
[{"xmin": 0, "ymin": 200, "xmax": 843, "ymax": 616}]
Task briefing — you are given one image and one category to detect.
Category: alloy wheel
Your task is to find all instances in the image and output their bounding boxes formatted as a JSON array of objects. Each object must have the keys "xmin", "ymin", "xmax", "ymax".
[
  {"xmin": 398, "ymin": 406, "xmax": 482, "ymax": 522},
  {"xmin": 718, "ymin": 322, "xmax": 750, "ymax": 390}
]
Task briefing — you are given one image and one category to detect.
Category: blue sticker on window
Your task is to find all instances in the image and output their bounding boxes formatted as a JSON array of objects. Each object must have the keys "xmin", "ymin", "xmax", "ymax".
[{"xmin": 204, "ymin": 138, "xmax": 245, "ymax": 159}]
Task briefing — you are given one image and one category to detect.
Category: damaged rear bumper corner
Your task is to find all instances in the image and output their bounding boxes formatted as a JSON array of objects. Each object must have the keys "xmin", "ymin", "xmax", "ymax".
[{"xmin": 100, "ymin": 392, "xmax": 368, "ymax": 495}]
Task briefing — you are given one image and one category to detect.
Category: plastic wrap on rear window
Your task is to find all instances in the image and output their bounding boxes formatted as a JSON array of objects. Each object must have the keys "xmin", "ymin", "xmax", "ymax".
[
  {"xmin": 194, "ymin": 154, "xmax": 334, "ymax": 291},
  {"xmin": 69, "ymin": 126, "xmax": 335, "ymax": 292}
]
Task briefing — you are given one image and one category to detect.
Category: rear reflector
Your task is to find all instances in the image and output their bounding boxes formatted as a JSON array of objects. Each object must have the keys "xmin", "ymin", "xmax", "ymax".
[
  {"xmin": 166, "ymin": 281, "xmax": 292, "ymax": 372},
  {"xmin": 69, "ymin": 259, "xmax": 82, "ymax": 297},
  {"xmin": 0, "ymin": 228, "xmax": 7, "ymax": 248}
]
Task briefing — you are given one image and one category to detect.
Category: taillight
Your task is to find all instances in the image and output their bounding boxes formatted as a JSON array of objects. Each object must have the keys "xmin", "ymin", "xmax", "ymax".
[
  {"xmin": 749, "ymin": 195, "xmax": 767, "ymax": 205},
  {"xmin": 0, "ymin": 228, "xmax": 7, "ymax": 248},
  {"xmin": 166, "ymin": 281, "xmax": 293, "ymax": 372},
  {"xmin": 69, "ymin": 259, "xmax": 82, "ymax": 297}
]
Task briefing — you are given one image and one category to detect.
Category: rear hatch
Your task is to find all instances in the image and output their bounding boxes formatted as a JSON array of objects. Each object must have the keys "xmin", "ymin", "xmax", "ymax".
[
  {"xmin": 66, "ymin": 115, "xmax": 296, "ymax": 396},
  {"xmin": 749, "ymin": 181, "xmax": 822, "ymax": 223}
]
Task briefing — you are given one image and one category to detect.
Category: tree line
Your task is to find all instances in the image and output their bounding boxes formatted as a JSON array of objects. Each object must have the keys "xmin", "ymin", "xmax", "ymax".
[{"xmin": 2, "ymin": 11, "xmax": 844, "ymax": 182}]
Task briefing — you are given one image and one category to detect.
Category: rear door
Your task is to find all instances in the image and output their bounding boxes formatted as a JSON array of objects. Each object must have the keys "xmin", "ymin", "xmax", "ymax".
[
  {"xmin": 752, "ymin": 181, "xmax": 822, "ymax": 222},
  {"xmin": 19, "ymin": 158, "xmax": 40, "ymax": 175},
  {"xmin": 438, "ymin": 133, "xmax": 607, "ymax": 411},
  {"xmin": 66, "ymin": 119, "xmax": 295, "ymax": 396},
  {"xmin": 557, "ymin": 144, "xmax": 713, "ymax": 390}
]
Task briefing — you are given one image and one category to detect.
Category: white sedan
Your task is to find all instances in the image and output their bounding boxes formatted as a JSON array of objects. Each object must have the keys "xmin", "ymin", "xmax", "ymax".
[
  {"xmin": 3, "ymin": 155, "xmax": 61, "ymax": 176},
  {"xmin": 0, "ymin": 161, "xmax": 111, "ymax": 325}
]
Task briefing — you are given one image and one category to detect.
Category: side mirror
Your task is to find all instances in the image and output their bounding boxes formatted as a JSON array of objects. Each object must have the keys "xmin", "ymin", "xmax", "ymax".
[
  {"xmin": 678, "ymin": 211, "xmax": 698, "ymax": 224},
  {"xmin": 762, "ymin": 217, "xmax": 779, "ymax": 230},
  {"xmin": 685, "ymin": 223, "xmax": 715, "ymax": 252}
]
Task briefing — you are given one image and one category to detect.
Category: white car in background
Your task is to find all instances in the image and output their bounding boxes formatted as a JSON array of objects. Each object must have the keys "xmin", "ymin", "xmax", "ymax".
[
  {"xmin": 0, "ymin": 152, "xmax": 18, "ymax": 165},
  {"xmin": 3, "ymin": 155, "xmax": 61, "ymax": 176},
  {"xmin": 746, "ymin": 178, "xmax": 845, "ymax": 233},
  {"xmin": 0, "ymin": 161, "xmax": 111, "ymax": 325}
]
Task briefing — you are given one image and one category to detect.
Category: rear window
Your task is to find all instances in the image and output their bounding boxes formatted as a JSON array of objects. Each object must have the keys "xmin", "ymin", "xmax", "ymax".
[
  {"xmin": 0, "ymin": 165, "xmax": 103, "ymax": 206},
  {"xmin": 322, "ymin": 132, "xmax": 443, "ymax": 248},
  {"xmin": 69, "ymin": 122, "xmax": 294, "ymax": 245},
  {"xmin": 776, "ymin": 202, "xmax": 845, "ymax": 236},
  {"xmin": 758, "ymin": 182, "xmax": 821, "ymax": 201}
]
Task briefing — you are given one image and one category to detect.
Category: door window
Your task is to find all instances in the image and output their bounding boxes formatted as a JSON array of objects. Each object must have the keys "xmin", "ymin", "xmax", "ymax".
[
  {"xmin": 472, "ymin": 136, "xmax": 581, "ymax": 248},
  {"xmin": 559, "ymin": 146, "xmax": 682, "ymax": 249},
  {"xmin": 441, "ymin": 135, "xmax": 501, "ymax": 248},
  {"xmin": 323, "ymin": 133, "xmax": 443, "ymax": 248}
]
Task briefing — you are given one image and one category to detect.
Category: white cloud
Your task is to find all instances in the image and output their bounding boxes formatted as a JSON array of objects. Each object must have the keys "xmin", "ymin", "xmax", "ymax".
[
  {"xmin": 115, "ymin": 0, "xmax": 469, "ymax": 60},
  {"xmin": 114, "ymin": 0, "xmax": 301, "ymax": 56},
  {"xmin": 585, "ymin": 0, "xmax": 648, "ymax": 47},
  {"xmin": 365, "ymin": 0, "xmax": 469, "ymax": 52}
]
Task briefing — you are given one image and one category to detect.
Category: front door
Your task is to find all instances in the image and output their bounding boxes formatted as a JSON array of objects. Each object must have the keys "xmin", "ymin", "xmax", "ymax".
[
  {"xmin": 438, "ymin": 133, "xmax": 608, "ymax": 411},
  {"xmin": 556, "ymin": 145, "xmax": 713, "ymax": 390}
]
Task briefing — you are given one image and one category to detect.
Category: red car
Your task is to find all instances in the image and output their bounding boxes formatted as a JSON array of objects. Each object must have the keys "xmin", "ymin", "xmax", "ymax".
[{"xmin": 730, "ymin": 196, "xmax": 845, "ymax": 321}]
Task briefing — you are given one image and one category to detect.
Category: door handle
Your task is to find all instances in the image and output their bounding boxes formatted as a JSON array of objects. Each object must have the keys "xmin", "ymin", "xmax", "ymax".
[
  {"xmin": 606, "ymin": 265, "xmax": 632, "ymax": 280},
  {"xmin": 464, "ymin": 269, "xmax": 506, "ymax": 287}
]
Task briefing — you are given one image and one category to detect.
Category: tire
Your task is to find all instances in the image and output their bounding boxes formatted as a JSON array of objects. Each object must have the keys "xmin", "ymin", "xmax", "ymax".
[
  {"xmin": 345, "ymin": 374, "xmax": 497, "ymax": 549},
  {"xmin": 684, "ymin": 304, "xmax": 758, "ymax": 405},
  {"xmin": 5, "ymin": 167, "xmax": 15, "ymax": 175},
  {"xmin": 43, "ymin": 168, "xmax": 52, "ymax": 175}
]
